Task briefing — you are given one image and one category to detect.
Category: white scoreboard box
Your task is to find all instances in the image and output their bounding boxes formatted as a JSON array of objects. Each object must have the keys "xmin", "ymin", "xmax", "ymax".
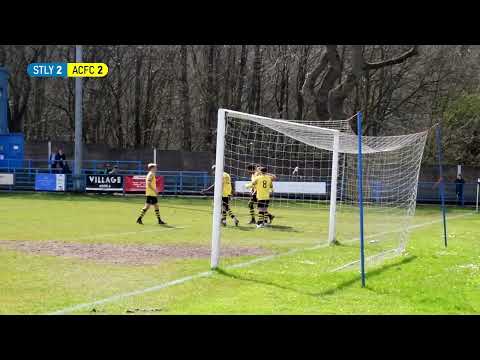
[{"xmin": 235, "ymin": 181, "xmax": 327, "ymax": 195}]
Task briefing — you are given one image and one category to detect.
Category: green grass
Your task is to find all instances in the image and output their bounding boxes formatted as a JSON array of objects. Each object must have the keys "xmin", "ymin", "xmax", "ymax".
[{"xmin": 0, "ymin": 192, "xmax": 479, "ymax": 314}]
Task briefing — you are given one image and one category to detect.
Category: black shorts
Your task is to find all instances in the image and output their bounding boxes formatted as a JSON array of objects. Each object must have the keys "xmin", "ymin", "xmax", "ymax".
[
  {"xmin": 222, "ymin": 196, "xmax": 231, "ymax": 209},
  {"xmin": 250, "ymin": 193, "xmax": 258, "ymax": 203},
  {"xmin": 257, "ymin": 199, "xmax": 269, "ymax": 209},
  {"xmin": 146, "ymin": 196, "xmax": 158, "ymax": 205}
]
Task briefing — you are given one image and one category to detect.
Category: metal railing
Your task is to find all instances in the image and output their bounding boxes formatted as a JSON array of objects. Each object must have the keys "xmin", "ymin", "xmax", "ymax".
[
  {"xmin": 0, "ymin": 159, "xmax": 211, "ymax": 194},
  {"xmin": 0, "ymin": 160, "xmax": 478, "ymax": 204}
]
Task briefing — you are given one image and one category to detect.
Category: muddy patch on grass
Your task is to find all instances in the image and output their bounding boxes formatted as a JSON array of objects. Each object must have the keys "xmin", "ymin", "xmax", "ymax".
[{"xmin": 0, "ymin": 240, "xmax": 271, "ymax": 266}]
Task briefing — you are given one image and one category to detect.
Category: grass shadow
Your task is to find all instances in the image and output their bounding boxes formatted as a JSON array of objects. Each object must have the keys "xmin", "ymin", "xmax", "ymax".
[
  {"xmin": 231, "ymin": 224, "xmax": 299, "ymax": 233},
  {"xmin": 159, "ymin": 224, "xmax": 179, "ymax": 229},
  {"xmin": 234, "ymin": 225, "xmax": 256, "ymax": 232},
  {"xmin": 313, "ymin": 255, "xmax": 417, "ymax": 296},
  {"xmin": 214, "ymin": 255, "xmax": 417, "ymax": 299},
  {"xmin": 266, "ymin": 225, "xmax": 299, "ymax": 232},
  {"xmin": 161, "ymin": 205, "xmax": 212, "ymax": 214}
]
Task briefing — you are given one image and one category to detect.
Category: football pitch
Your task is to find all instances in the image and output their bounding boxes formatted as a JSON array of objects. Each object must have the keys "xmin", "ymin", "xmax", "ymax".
[{"xmin": 0, "ymin": 192, "xmax": 479, "ymax": 314}]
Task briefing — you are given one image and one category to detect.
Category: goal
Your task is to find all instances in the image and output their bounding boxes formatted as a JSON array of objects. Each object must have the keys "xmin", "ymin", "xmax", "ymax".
[{"xmin": 210, "ymin": 109, "xmax": 428, "ymax": 272}]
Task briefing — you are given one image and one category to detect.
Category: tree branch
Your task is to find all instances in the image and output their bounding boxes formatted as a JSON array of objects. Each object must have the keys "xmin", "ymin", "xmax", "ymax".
[
  {"xmin": 301, "ymin": 45, "xmax": 339, "ymax": 120},
  {"xmin": 365, "ymin": 46, "xmax": 418, "ymax": 70},
  {"xmin": 300, "ymin": 48, "xmax": 328, "ymax": 99}
]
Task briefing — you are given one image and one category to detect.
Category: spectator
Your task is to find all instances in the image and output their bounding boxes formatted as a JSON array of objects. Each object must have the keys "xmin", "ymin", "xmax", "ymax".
[
  {"xmin": 455, "ymin": 174, "xmax": 465, "ymax": 206},
  {"xmin": 53, "ymin": 148, "xmax": 66, "ymax": 173},
  {"xmin": 109, "ymin": 165, "xmax": 119, "ymax": 175},
  {"xmin": 63, "ymin": 160, "xmax": 71, "ymax": 174},
  {"xmin": 103, "ymin": 163, "xmax": 112, "ymax": 174}
]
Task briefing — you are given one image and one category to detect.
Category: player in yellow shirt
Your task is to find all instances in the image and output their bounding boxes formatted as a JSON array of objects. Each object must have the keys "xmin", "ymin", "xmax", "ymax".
[
  {"xmin": 246, "ymin": 164, "xmax": 259, "ymax": 224},
  {"xmin": 202, "ymin": 165, "xmax": 239, "ymax": 227},
  {"xmin": 136, "ymin": 163, "xmax": 166, "ymax": 225},
  {"xmin": 250, "ymin": 166, "xmax": 273, "ymax": 228},
  {"xmin": 246, "ymin": 164, "xmax": 276, "ymax": 225}
]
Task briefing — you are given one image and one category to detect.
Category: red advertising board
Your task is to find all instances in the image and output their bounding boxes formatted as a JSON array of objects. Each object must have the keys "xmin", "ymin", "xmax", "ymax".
[{"xmin": 124, "ymin": 175, "xmax": 164, "ymax": 193}]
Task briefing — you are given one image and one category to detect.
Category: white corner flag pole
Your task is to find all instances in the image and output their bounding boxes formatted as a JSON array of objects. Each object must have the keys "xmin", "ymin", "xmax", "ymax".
[{"xmin": 210, "ymin": 109, "xmax": 226, "ymax": 269}]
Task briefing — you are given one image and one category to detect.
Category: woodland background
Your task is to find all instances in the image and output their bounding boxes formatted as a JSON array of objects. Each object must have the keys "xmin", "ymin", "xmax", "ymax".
[{"xmin": 1, "ymin": 45, "xmax": 479, "ymax": 166}]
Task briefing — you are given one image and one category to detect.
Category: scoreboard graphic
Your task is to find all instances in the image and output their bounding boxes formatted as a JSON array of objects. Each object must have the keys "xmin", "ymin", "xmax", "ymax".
[{"xmin": 27, "ymin": 63, "xmax": 108, "ymax": 78}]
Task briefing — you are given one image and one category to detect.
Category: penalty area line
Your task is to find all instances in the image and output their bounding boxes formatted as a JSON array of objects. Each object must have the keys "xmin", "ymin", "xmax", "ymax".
[{"xmin": 47, "ymin": 212, "xmax": 474, "ymax": 315}]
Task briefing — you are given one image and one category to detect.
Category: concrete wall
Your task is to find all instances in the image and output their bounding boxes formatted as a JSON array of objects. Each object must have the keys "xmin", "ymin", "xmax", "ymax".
[{"xmin": 25, "ymin": 142, "xmax": 215, "ymax": 171}]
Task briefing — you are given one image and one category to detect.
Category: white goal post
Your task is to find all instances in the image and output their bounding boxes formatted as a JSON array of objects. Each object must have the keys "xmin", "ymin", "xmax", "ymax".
[
  {"xmin": 210, "ymin": 109, "xmax": 342, "ymax": 268},
  {"xmin": 210, "ymin": 109, "xmax": 227, "ymax": 268}
]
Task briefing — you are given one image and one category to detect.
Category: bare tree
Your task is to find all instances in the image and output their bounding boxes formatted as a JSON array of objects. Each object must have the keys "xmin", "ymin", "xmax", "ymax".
[
  {"xmin": 180, "ymin": 45, "xmax": 192, "ymax": 151},
  {"xmin": 301, "ymin": 45, "xmax": 418, "ymax": 124},
  {"xmin": 234, "ymin": 45, "xmax": 248, "ymax": 110}
]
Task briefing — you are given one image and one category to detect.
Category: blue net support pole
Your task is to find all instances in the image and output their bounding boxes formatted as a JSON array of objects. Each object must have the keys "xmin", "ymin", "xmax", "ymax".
[
  {"xmin": 435, "ymin": 125, "xmax": 448, "ymax": 248},
  {"xmin": 357, "ymin": 112, "xmax": 366, "ymax": 288}
]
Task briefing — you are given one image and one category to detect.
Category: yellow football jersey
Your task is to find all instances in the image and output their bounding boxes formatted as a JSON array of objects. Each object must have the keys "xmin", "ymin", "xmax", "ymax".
[
  {"xmin": 249, "ymin": 170, "xmax": 261, "ymax": 193},
  {"xmin": 252, "ymin": 174, "xmax": 273, "ymax": 200},
  {"xmin": 145, "ymin": 171, "xmax": 157, "ymax": 196},
  {"xmin": 251, "ymin": 170, "xmax": 261, "ymax": 182},
  {"xmin": 222, "ymin": 172, "xmax": 232, "ymax": 197}
]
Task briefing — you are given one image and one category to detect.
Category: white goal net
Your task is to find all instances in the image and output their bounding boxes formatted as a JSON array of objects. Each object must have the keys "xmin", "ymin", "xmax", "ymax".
[{"xmin": 210, "ymin": 109, "xmax": 428, "ymax": 272}]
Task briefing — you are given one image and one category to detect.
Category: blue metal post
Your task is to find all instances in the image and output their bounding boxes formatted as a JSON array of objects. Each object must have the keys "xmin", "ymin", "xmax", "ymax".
[
  {"xmin": 357, "ymin": 112, "xmax": 366, "ymax": 288},
  {"xmin": 435, "ymin": 125, "xmax": 447, "ymax": 248},
  {"xmin": 180, "ymin": 172, "xmax": 184, "ymax": 193},
  {"xmin": 0, "ymin": 67, "xmax": 10, "ymax": 134}
]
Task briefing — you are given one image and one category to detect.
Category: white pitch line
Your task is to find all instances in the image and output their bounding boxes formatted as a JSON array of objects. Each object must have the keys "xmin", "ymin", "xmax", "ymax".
[
  {"xmin": 331, "ymin": 212, "xmax": 475, "ymax": 272},
  {"xmin": 47, "ymin": 212, "xmax": 475, "ymax": 315},
  {"xmin": 48, "ymin": 270, "xmax": 214, "ymax": 315}
]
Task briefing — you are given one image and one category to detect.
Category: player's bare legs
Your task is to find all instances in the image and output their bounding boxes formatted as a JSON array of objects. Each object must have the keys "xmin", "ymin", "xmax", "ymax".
[
  {"xmin": 222, "ymin": 197, "xmax": 239, "ymax": 227},
  {"xmin": 267, "ymin": 212, "xmax": 275, "ymax": 224},
  {"xmin": 256, "ymin": 201, "xmax": 268, "ymax": 228},
  {"xmin": 248, "ymin": 197, "xmax": 256, "ymax": 224},
  {"xmin": 137, "ymin": 203, "xmax": 165, "ymax": 225},
  {"xmin": 137, "ymin": 203, "xmax": 151, "ymax": 224},
  {"xmin": 154, "ymin": 203, "xmax": 166, "ymax": 225}
]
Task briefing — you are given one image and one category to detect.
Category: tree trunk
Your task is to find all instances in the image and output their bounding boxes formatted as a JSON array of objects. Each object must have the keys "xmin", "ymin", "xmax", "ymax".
[
  {"xmin": 133, "ymin": 52, "xmax": 143, "ymax": 147},
  {"xmin": 296, "ymin": 45, "xmax": 310, "ymax": 120},
  {"xmin": 248, "ymin": 45, "xmax": 263, "ymax": 114},
  {"xmin": 180, "ymin": 45, "xmax": 192, "ymax": 151},
  {"xmin": 234, "ymin": 45, "xmax": 247, "ymax": 110},
  {"xmin": 115, "ymin": 58, "xmax": 125, "ymax": 148},
  {"xmin": 203, "ymin": 45, "xmax": 216, "ymax": 150},
  {"xmin": 222, "ymin": 45, "xmax": 234, "ymax": 108}
]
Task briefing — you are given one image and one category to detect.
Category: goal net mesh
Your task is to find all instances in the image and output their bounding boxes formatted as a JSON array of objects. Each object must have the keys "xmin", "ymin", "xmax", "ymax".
[{"xmin": 219, "ymin": 110, "xmax": 428, "ymax": 271}]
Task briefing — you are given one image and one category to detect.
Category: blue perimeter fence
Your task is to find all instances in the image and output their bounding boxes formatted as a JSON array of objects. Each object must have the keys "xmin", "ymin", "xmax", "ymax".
[{"xmin": 0, "ymin": 159, "xmax": 478, "ymax": 204}]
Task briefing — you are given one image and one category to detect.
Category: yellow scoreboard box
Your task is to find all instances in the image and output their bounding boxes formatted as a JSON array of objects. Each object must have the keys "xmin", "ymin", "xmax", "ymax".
[{"xmin": 67, "ymin": 63, "xmax": 109, "ymax": 77}]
